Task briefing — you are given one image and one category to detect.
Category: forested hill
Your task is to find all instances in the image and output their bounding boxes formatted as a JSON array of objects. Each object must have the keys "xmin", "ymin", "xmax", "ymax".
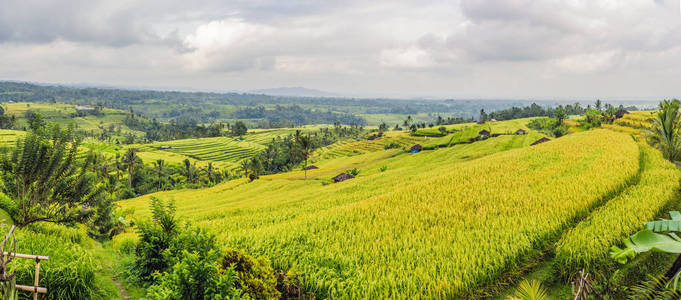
[{"xmin": 0, "ymin": 81, "xmax": 539, "ymax": 123}]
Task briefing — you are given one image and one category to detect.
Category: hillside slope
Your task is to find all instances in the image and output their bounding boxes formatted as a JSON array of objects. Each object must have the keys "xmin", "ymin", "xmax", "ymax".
[{"xmin": 119, "ymin": 129, "xmax": 640, "ymax": 298}]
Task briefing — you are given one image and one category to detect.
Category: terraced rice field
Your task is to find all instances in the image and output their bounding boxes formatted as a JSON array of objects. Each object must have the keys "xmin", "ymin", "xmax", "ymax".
[
  {"xmin": 0, "ymin": 129, "xmax": 25, "ymax": 147},
  {"xmin": 139, "ymin": 136, "xmax": 265, "ymax": 163},
  {"xmin": 120, "ymin": 129, "xmax": 642, "ymax": 298},
  {"xmin": 313, "ymin": 132, "xmax": 424, "ymax": 160},
  {"xmin": 554, "ymin": 144, "xmax": 681, "ymax": 277}
]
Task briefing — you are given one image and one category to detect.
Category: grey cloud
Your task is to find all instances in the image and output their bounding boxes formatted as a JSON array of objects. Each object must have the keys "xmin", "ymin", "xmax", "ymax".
[{"xmin": 1, "ymin": 0, "xmax": 681, "ymax": 99}]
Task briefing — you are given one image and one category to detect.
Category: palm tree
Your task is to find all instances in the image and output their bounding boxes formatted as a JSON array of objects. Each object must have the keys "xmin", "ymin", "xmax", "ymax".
[
  {"xmin": 153, "ymin": 159, "xmax": 166, "ymax": 190},
  {"xmin": 296, "ymin": 135, "xmax": 313, "ymax": 179},
  {"xmin": 114, "ymin": 153, "xmax": 122, "ymax": 183},
  {"xmin": 554, "ymin": 107, "xmax": 567, "ymax": 125},
  {"xmin": 240, "ymin": 160, "xmax": 250, "ymax": 178},
  {"xmin": 122, "ymin": 148, "xmax": 141, "ymax": 187},
  {"xmin": 647, "ymin": 99, "xmax": 681, "ymax": 162},
  {"xmin": 201, "ymin": 162, "xmax": 216, "ymax": 184},
  {"xmin": 182, "ymin": 159, "xmax": 195, "ymax": 183}
]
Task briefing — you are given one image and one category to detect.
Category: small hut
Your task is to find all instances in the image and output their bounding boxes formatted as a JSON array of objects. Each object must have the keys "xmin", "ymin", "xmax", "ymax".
[
  {"xmin": 615, "ymin": 110, "xmax": 630, "ymax": 119},
  {"xmin": 159, "ymin": 145, "xmax": 171, "ymax": 150},
  {"xmin": 368, "ymin": 135, "xmax": 377, "ymax": 141},
  {"xmin": 410, "ymin": 144, "xmax": 422, "ymax": 153},
  {"xmin": 478, "ymin": 129, "xmax": 490, "ymax": 137},
  {"xmin": 531, "ymin": 137, "xmax": 551, "ymax": 146},
  {"xmin": 332, "ymin": 173, "xmax": 354, "ymax": 183},
  {"xmin": 514, "ymin": 129, "xmax": 527, "ymax": 135},
  {"xmin": 303, "ymin": 165, "xmax": 319, "ymax": 171},
  {"xmin": 476, "ymin": 121, "xmax": 485, "ymax": 124},
  {"xmin": 490, "ymin": 118, "xmax": 497, "ymax": 122}
]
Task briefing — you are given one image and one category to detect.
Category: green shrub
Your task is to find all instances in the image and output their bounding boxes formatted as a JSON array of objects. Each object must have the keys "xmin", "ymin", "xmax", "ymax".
[
  {"xmin": 379, "ymin": 165, "xmax": 388, "ymax": 172},
  {"xmin": 117, "ymin": 237, "xmax": 137, "ymax": 255},
  {"xmin": 219, "ymin": 248, "xmax": 280, "ymax": 299},
  {"xmin": 384, "ymin": 142, "xmax": 400, "ymax": 150},
  {"xmin": 133, "ymin": 198, "xmax": 180, "ymax": 281},
  {"xmin": 147, "ymin": 250, "xmax": 240, "ymax": 300},
  {"xmin": 346, "ymin": 168, "xmax": 360, "ymax": 177}
]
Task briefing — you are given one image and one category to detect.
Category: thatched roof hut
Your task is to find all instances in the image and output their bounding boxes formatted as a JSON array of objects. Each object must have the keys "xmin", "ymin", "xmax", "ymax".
[
  {"xmin": 478, "ymin": 129, "xmax": 490, "ymax": 136},
  {"xmin": 332, "ymin": 173, "xmax": 354, "ymax": 183},
  {"xmin": 410, "ymin": 144, "xmax": 422, "ymax": 153},
  {"xmin": 303, "ymin": 165, "xmax": 319, "ymax": 171},
  {"xmin": 514, "ymin": 129, "xmax": 527, "ymax": 135},
  {"xmin": 615, "ymin": 110, "xmax": 630, "ymax": 119},
  {"xmin": 531, "ymin": 137, "xmax": 551, "ymax": 146}
]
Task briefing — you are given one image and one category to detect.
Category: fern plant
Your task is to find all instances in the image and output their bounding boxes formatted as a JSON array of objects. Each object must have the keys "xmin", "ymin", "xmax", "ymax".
[{"xmin": 0, "ymin": 124, "xmax": 104, "ymax": 226}]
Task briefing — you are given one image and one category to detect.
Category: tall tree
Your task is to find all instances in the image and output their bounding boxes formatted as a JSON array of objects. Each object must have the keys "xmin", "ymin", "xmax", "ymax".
[
  {"xmin": 114, "ymin": 153, "xmax": 122, "ymax": 183},
  {"xmin": 296, "ymin": 134, "xmax": 313, "ymax": 180},
  {"xmin": 153, "ymin": 159, "xmax": 166, "ymax": 190},
  {"xmin": 201, "ymin": 162, "xmax": 216, "ymax": 184},
  {"xmin": 647, "ymin": 99, "xmax": 681, "ymax": 162},
  {"xmin": 0, "ymin": 124, "xmax": 104, "ymax": 226},
  {"xmin": 240, "ymin": 160, "xmax": 250, "ymax": 178},
  {"xmin": 554, "ymin": 107, "xmax": 567, "ymax": 125},
  {"xmin": 182, "ymin": 159, "xmax": 196, "ymax": 183},
  {"xmin": 122, "ymin": 148, "xmax": 141, "ymax": 188}
]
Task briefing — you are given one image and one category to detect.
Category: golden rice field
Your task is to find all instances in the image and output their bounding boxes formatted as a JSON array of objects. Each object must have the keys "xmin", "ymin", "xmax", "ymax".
[
  {"xmin": 554, "ymin": 144, "xmax": 681, "ymax": 277},
  {"xmin": 119, "ymin": 129, "xmax": 642, "ymax": 298}
]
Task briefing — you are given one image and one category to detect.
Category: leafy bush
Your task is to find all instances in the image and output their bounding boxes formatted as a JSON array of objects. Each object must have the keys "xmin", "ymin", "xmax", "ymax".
[
  {"xmin": 134, "ymin": 198, "xmax": 178, "ymax": 281},
  {"xmin": 552, "ymin": 126, "xmax": 569, "ymax": 138},
  {"xmin": 117, "ymin": 236, "xmax": 137, "ymax": 255},
  {"xmin": 384, "ymin": 142, "xmax": 400, "ymax": 150},
  {"xmin": 346, "ymin": 168, "xmax": 360, "ymax": 176},
  {"xmin": 147, "ymin": 250, "xmax": 240, "ymax": 300},
  {"xmin": 379, "ymin": 165, "xmax": 388, "ymax": 172},
  {"xmin": 219, "ymin": 248, "xmax": 280, "ymax": 299}
]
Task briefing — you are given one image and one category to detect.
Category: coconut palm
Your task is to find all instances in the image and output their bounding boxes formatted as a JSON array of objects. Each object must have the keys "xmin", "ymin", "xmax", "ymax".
[
  {"xmin": 153, "ymin": 159, "xmax": 166, "ymax": 190},
  {"xmin": 647, "ymin": 99, "xmax": 681, "ymax": 162},
  {"xmin": 296, "ymin": 135, "xmax": 312, "ymax": 179},
  {"xmin": 122, "ymin": 148, "xmax": 141, "ymax": 187},
  {"xmin": 201, "ymin": 162, "xmax": 216, "ymax": 184}
]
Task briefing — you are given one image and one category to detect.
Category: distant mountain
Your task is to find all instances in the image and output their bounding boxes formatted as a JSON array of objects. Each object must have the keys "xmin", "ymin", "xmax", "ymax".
[{"xmin": 249, "ymin": 87, "xmax": 340, "ymax": 98}]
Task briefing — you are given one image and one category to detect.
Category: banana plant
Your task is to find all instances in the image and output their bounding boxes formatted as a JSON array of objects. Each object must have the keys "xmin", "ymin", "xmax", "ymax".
[{"xmin": 611, "ymin": 211, "xmax": 681, "ymax": 290}]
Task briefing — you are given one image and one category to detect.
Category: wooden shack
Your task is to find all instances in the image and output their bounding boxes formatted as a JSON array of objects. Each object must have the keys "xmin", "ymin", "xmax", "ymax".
[
  {"xmin": 332, "ymin": 173, "xmax": 354, "ymax": 183},
  {"xmin": 530, "ymin": 137, "xmax": 551, "ymax": 146}
]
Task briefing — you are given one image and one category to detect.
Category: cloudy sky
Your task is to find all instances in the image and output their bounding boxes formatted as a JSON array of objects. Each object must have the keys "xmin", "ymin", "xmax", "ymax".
[{"xmin": 1, "ymin": 0, "xmax": 680, "ymax": 99}]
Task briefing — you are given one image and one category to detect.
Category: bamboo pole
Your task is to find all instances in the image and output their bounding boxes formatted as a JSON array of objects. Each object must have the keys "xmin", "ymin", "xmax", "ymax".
[
  {"xmin": 1, "ymin": 252, "xmax": 49, "ymax": 297},
  {"xmin": 2, "ymin": 252, "xmax": 49, "ymax": 261},
  {"xmin": 34, "ymin": 258, "xmax": 40, "ymax": 300},
  {"xmin": 15, "ymin": 285, "xmax": 47, "ymax": 294}
]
